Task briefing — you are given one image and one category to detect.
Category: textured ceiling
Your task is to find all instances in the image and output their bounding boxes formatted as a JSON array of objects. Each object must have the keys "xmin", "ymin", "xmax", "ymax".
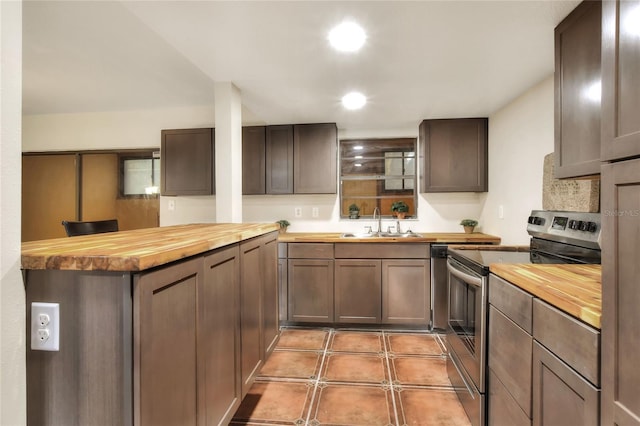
[{"xmin": 23, "ymin": 0, "xmax": 580, "ymax": 132}]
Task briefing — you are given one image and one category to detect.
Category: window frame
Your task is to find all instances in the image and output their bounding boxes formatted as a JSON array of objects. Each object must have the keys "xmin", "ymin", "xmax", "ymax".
[{"xmin": 118, "ymin": 150, "xmax": 160, "ymax": 199}]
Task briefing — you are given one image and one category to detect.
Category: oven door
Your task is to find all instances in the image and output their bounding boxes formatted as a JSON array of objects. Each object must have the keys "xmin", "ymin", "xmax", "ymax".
[{"xmin": 446, "ymin": 256, "xmax": 487, "ymax": 393}]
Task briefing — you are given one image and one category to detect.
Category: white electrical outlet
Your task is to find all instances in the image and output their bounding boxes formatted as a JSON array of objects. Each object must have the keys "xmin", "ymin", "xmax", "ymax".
[
  {"xmin": 312, "ymin": 207, "xmax": 319, "ymax": 218},
  {"xmin": 168, "ymin": 200, "xmax": 176, "ymax": 211},
  {"xmin": 31, "ymin": 302, "xmax": 60, "ymax": 351},
  {"xmin": 498, "ymin": 205, "xmax": 504, "ymax": 219},
  {"xmin": 294, "ymin": 207, "xmax": 302, "ymax": 217}
]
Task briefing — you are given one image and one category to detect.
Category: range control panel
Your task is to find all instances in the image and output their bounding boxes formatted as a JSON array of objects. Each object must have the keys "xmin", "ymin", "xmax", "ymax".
[{"xmin": 527, "ymin": 210, "xmax": 601, "ymax": 249}]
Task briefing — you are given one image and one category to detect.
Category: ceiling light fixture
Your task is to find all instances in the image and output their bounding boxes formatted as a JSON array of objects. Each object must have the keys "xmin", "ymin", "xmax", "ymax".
[
  {"xmin": 342, "ymin": 92, "xmax": 366, "ymax": 110},
  {"xmin": 328, "ymin": 21, "xmax": 366, "ymax": 52}
]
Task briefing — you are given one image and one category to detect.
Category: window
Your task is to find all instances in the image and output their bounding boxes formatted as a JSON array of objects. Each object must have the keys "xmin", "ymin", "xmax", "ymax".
[
  {"xmin": 340, "ymin": 138, "xmax": 417, "ymax": 218},
  {"xmin": 119, "ymin": 151, "xmax": 160, "ymax": 197}
]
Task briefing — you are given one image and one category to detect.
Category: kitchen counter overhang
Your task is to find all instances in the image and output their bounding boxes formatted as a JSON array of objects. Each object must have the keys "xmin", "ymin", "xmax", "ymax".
[{"xmin": 21, "ymin": 223, "xmax": 279, "ymax": 271}]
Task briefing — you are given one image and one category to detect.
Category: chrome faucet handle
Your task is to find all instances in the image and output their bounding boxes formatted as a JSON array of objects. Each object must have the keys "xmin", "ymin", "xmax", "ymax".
[
  {"xmin": 364, "ymin": 226, "xmax": 373, "ymax": 234},
  {"xmin": 387, "ymin": 225, "xmax": 395, "ymax": 233},
  {"xmin": 396, "ymin": 220, "xmax": 402, "ymax": 234}
]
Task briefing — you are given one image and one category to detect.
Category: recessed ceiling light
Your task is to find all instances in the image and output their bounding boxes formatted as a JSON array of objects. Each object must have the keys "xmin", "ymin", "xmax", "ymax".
[
  {"xmin": 342, "ymin": 92, "xmax": 366, "ymax": 110},
  {"xmin": 328, "ymin": 21, "xmax": 366, "ymax": 52}
]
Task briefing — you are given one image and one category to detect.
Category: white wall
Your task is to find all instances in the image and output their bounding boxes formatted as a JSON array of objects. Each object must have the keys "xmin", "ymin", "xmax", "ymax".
[
  {"xmin": 479, "ymin": 75, "xmax": 555, "ymax": 244},
  {"xmin": 1, "ymin": 1, "xmax": 26, "ymax": 424},
  {"xmin": 21, "ymin": 78, "xmax": 555, "ymax": 239}
]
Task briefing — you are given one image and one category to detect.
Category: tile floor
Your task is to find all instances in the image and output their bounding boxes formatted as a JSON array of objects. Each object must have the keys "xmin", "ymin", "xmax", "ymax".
[{"xmin": 231, "ymin": 328, "xmax": 472, "ymax": 426}]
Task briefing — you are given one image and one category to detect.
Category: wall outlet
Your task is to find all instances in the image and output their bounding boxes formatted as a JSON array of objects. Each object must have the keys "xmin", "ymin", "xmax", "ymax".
[
  {"xmin": 294, "ymin": 207, "xmax": 302, "ymax": 217},
  {"xmin": 31, "ymin": 302, "xmax": 60, "ymax": 351},
  {"xmin": 168, "ymin": 199, "xmax": 175, "ymax": 211},
  {"xmin": 498, "ymin": 205, "xmax": 504, "ymax": 219},
  {"xmin": 312, "ymin": 207, "xmax": 319, "ymax": 218}
]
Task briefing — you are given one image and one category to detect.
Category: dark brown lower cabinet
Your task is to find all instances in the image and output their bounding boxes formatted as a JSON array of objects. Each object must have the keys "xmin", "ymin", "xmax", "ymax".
[
  {"xmin": 288, "ymin": 259, "xmax": 335, "ymax": 322},
  {"xmin": 240, "ymin": 238, "xmax": 264, "ymax": 397},
  {"xmin": 488, "ymin": 369, "xmax": 531, "ymax": 426},
  {"xmin": 278, "ymin": 258, "xmax": 288, "ymax": 322},
  {"xmin": 334, "ymin": 259, "xmax": 382, "ymax": 323},
  {"xmin": 201, "ymin": 246, "xmax": 241, "ymax": 425},
  {"xmin": 136, "ymin": 257, "xmax": 201, "ymax": 426},
  {"xmin": 261, "ymin": 235, "xmax": 280, "ymax": 357},
  {"xmin": 532, "ymin": 342, "xmax": 599, "ymax": 426},
  {"xmin": 381, "ymin": 259, "xmax": 430, "ymax": 325}
]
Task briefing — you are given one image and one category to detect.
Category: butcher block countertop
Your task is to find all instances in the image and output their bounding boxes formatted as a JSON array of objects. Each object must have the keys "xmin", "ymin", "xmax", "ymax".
[
  {"xmin": 277, "ymin": 232, "xmax": 501, "ymax": 244},
  {"xmin": 490, "ymin": 263, "xmax": 602, "ymax": 329},
  {"xmin": 21, "ymin": 223, "xmax": 279, "ymax": 272}
]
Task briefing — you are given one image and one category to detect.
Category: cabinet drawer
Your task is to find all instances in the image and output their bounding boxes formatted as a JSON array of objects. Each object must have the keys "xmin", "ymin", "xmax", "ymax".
[
  {"xmin": 488, "ymin": 368, "xmax": 531, "ymax": 426},
  {"xmin": 488, "ymin": 306, "xmax": 533, "ymax": 418},
  {"xmin": 533, "ymin": 299, "xmax": 600, "ymax": 386},
  {"xmin": 288, "ymin": 243, "xmax": 334, "ymax": 259},
  {"xmin": 334, "ymin": 243, "xmax": 429, "ymax": 259},
  {"xmin": 489, "ymin": 274, "xmax": 533, "ymax": 333}
]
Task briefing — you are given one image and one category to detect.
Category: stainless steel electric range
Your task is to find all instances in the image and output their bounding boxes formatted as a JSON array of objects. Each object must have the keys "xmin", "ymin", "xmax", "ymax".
[{"xmin": 444, "ymin": 210, "xmax": 602, "ymax": 426}]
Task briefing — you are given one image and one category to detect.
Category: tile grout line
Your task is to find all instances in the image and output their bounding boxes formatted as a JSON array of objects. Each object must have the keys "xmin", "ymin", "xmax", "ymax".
[
  {"xmin": 382, "ymin": 330, "xmax": 402, "ymax": 426},
  {"xmin": 303, "ymin": 327, "xmax": 333, "ymax": 426}
]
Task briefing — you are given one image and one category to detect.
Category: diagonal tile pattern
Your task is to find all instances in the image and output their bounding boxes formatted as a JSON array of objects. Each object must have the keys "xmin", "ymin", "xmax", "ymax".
[{"xmin": 232, "ymin": 327, "xmax": 471, "ymax": 426}]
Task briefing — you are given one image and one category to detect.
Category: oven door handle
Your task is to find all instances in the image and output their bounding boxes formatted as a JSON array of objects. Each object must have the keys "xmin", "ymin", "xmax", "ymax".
[{"xmin": 447, "ymin": 258, "xmax": 483, "ymax": 288}]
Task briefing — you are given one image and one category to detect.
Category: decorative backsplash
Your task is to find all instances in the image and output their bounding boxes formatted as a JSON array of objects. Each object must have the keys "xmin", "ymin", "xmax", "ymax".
[{"xmin": 542, "ymin": 153, "xmax": 600, "ymax": 213}]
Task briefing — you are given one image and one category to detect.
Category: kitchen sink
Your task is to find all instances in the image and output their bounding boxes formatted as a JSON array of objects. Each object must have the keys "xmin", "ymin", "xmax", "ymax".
[{"xmin": 341, "ymin": 232, "xmax": 423, "ymax": 238}]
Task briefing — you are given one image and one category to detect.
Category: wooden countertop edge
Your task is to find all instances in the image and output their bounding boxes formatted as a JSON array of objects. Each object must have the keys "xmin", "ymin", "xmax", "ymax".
[
  {"xmin": 21, "ymin": 223, "xmax": 279, "ymax": 272},
  {"xmin": 277, "ymin": 232, "xmax": 501, "ymax": 244},
  {"xmin": 490, "ymin": 263, "xmax": 601, "ymax": 330}
]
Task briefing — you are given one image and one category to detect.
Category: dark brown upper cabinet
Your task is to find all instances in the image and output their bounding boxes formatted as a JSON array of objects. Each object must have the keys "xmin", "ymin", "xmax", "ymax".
[
  {"xmin": 265, "ymin": 125, "xmax": 294, "ymax": 194},
  {"xmin": 294, "ymin": 123, "xmax": 338, "ymax": 194},
  {"xmin": 419, "ymin": 118, "xmax": 488, "ymax": 192},
  {"xmin": 161, "ymin": 128, "xmax": 215, "ymax": 196},
  {"xmin": 554, "ymin": 0, "xmax": 602, "ymax": 179},
  {"xmin": 242, "ymin": 126, "xmax": 266, "ymax": 195},
  {"xmin": 601, "ymin": 0, "xmax": 640, "ymax": 162}
]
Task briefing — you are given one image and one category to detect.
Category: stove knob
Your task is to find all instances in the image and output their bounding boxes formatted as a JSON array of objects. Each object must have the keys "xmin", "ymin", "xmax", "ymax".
[
  {"xmin": 579, "ymin": 221, "xmax": 589, "ymax": 231},
  {"xmin": 587, "ymin": 222, "xmax": 598, "ymax": 233},
  {"xmin": 571, "ymin": 220, "xmax": 582, "ymax": 230},
  {"xmin": 534, "ymin": 217, "xmax": 545, "ymax": 226},
  {"xmin": 568, "ymin": 220, "xmax": 576, "ymax": 229}
]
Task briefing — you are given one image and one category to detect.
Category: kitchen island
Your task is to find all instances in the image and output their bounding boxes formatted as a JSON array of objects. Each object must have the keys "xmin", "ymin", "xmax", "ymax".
[{"xmin": 22, "ymin": 223, "xmax": 279, "ymax": 426}]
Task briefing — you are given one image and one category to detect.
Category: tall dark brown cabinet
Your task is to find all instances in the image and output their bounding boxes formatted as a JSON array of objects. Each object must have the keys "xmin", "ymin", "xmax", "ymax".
[
  {"xmin": 601, "ymin": 1, "xmax": 640, "ymax": 425},
  {"xmin": 419, "ymin": 118, "xmax": 488, "ymax": 192},
  {"xmin": 554, "ymin": 0, "xmax": 602, "ymax": 179},
  {"xmin": 161, "ymin": 128, "xmax": 215, "ymax": 196},
  {"xmin": 265, "ymin": 125, "xmax": 295, "ymax": 194},
  {"xmin": 294, "ymin": 123, "xmax": 337, "ymax": 194},
  {"xmin": 242, "ymin": 126, "xmax": 266, "ymax": 195}
]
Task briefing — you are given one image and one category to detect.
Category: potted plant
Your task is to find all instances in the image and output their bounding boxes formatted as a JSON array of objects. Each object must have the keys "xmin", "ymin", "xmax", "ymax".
[
  {"xmin": 276, "ymin": 219, "xmax": 290, "ymax": 233},
  {"xmin": 460, "ymin": 219, "xmax": 478, "ymax": 234},
  {"xmin": 348, "ymin": 203, "xmax": 360, "ymax": 219},
  {"xmin": 391, "ymin": 201, "xmax": 409, "ymax": 219}
]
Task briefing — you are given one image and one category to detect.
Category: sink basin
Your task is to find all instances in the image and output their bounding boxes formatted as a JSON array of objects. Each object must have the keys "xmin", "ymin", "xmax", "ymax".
[{"xmin": 340, "ymin": 232, "xmax": 423, "ymax": 238}]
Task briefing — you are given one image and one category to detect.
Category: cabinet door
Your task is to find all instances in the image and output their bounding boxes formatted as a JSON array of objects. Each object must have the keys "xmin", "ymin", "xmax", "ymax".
[
  {"xmin": 278, "ymin": 258, "xmax": 288, "ymax": 322},
  {"xmin": 532, "ymin": 342, "xmax": 599, "ymax": 426},
  {"xmin": 488, "ymin": 306, "xmax": 532, "ymax": 418},
  {"xmin": 488, "ymin": 369, "xmax": 531, "ymax": 426},
  {"xmin": 334, "ymin": 259, "xmax": 382, "ymax": 323},
  {"xmin": 265, "ymin": 125, "xmax": 294, "ymax": 194},
  {"xmin": 201, "ymin": 246, "xmax": 241, "ymax": 426},
  {"xmin": 242, "ymin": 126, "xmax": 266, "ymax": 195},
  {"xmin": 161, "ymin": 128, "xmax": 214, "ymax": 196},
  {"xmin": 239, "ymin": 238, "xmax": 264, "ymax": 398},
  {"xmin": 294, "ymin": 123, "xmax": 337, "ymax": 194},
  {"xmin": 261, "ymin": 233, "xmax": 280, "ymax": 357},
  {"xmin": 288, "ymin": 259, "xmax": 334, "ymax": 322},
  {"xmin": 554, "ymin": 1, "xmax": 602, "ymax": 178},
  {"xmin": 136, "ymin": 257, "xmax": 201, "ymax": 426},
  {"xmin": 602, "ymin": 0, "xmax": 640, "ymax": 161},
  {"xmin": 601, "ymin": 158, "xmax": 640, "ymax": 425},
  {"xmin": 419, "ymin": 118, "xmax": 488, "ymax": 192},
  {"xmin": 381, "ymin": 259, "xmax": 430, "ymax": 325}
]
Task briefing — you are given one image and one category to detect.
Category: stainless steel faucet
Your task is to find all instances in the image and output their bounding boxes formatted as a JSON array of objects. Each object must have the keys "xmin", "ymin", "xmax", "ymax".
[
  {"xmin": 396, "ymin": 220, "xmax": 402, "ymax": 234},
  {"xmin": 373, "ymin": 207, "xmax": 382, "ymax": 234}
]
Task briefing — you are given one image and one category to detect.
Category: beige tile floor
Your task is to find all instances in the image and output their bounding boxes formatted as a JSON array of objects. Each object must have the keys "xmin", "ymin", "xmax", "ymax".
[{"xmin": 231, "ymin": 328, "xmax": 472, "ymax": 426}]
